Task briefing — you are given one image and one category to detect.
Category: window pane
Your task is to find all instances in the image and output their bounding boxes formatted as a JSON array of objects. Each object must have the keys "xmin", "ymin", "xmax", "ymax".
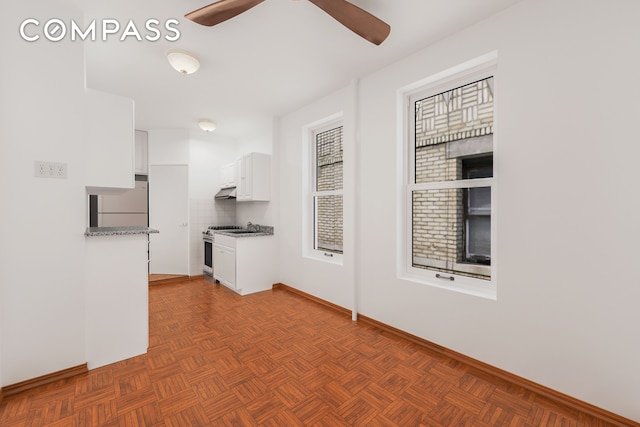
[
  {"xmin": 468, "ymin": 187, "xmax": 490, "ymax": 215},
  {"xmin": 415, "ymin": 77, "xmax": 493, "ymax": 184},
  {"xmin": 412, "ymin": 188, "xmax": 461, "ymax": 267},
  {"xmin": 466, "ymin": 216, "xmax": 491, "ymax": 260},
  {"xmin": 316, "ymin": 126, "xmax": 343, "ymax": 191},
  {"xmin": 314, "ymin": 195, "xmax": 343, "ymax": 254},
  {"xmin": 462, "ymin": 157, "xmax": 493, "ymax": 179},
  {"xmin": 412, "ymin": 186, "xmax": 490, "ymax": 280}
]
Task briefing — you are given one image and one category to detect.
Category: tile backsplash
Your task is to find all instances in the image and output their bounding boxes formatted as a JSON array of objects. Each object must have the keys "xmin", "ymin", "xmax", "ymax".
[{"xmin": 213, "ymin": 198, "xmax": 237, "ymax": 226}]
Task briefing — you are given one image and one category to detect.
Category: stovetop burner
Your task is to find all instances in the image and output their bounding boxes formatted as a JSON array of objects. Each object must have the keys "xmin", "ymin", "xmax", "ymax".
[{"xmin": 203, "ymin": 225, "xmax": 243, "ymax": 236}]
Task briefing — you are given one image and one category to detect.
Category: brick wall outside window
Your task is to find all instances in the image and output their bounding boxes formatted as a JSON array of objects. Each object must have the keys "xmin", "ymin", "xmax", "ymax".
[{"xmin": 415, "ymin": 78, "xmax": 494, "ymax": 148}]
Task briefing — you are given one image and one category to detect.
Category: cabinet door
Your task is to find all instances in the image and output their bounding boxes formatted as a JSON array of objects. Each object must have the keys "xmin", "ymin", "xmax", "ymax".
[
  {"xmin": 213, "ymin": 244, "xmax": 225, "ymax": 281},
  {"xmin": 248, "ymin": 153, "xmax": 270, "ymax": 201},
  {"xmin": 223, "ymin": 246, "xmax": 236, "ymax": 288},
  {"xmin": 243, "ymin": 154, "xmax": 253, "ymax": 199},
  {"xmin": 236, "ymin": 153, "xmax": 270, "ymax": 202},
  {"xmin": 213, "ymin": 243, "xmax": 236, "ymax": 288},
  {"xmin": 220, "ymin": 163, "xmax": 236, "ymax": 188},
  {"xmin": 135, "ymin": 130, "xmax": 148, "ymax": 175},
  {"xmin": 236, "ymin": 157, "xmax": 248, "ymax": 200}
]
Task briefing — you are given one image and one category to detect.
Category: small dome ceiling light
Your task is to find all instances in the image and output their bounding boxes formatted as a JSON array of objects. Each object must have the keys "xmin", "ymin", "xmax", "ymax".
[
  {"xmin": 198, "ymin": 119, "xmax": 217, "ymax": 132},
  {"xmin": 166, "ymin": 49, "xmax": 200, "ymax": 75}
]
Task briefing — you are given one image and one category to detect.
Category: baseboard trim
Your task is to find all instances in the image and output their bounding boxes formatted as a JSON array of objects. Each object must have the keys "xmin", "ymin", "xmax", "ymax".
[
  {"xmin": 149, "ymin": 275, "xmax": 203, "ymax": 286},
  {"xmin": 2, "ymin": 363, "xmax": 88, "ymax": 398},
  {"xmin": 272, "ymin": 283, "xmax": 352, "ymax": 317},
  {"xmin": 273, "ymin": 283, "xmax": 639, "ymax": 427}
]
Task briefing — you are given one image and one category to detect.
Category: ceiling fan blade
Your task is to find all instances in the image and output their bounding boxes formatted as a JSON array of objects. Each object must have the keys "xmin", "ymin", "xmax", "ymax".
[
  {"xmin": 308, "ymin": 0, "xmax": 390, "ymax": 45},
  {"xmin": 185, "ymin": 0, "xmax": 265, "ymax": 27}
]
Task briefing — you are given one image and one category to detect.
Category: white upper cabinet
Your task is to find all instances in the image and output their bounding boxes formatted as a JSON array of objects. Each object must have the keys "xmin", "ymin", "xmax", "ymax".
[
  {"xmin": 236, "ymin": 152, "xmax": 270, "ymax": 202},
  {"xmin": 134, "ymin": 130, "xmax": 148, "ymax": 175},
  {"xmin": 85, "ymin": 89, "xmax": 135, "ymax": 192},
  {"xmin": 220, "ymin": 162, "xmax": 236, "ymax": 188}
]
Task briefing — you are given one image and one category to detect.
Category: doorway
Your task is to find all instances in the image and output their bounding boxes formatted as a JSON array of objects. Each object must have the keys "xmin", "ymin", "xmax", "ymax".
[{"xmin": 149, "ymin": 164, "xmax": 189, "ymax": 276}]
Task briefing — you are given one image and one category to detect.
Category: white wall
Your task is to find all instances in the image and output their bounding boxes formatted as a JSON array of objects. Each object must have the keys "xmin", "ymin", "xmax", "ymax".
[
  {"xmin": 276, "ymin": 0, "xmax": 640, "ymax": 421},
  {"xmin": 148, "ymin": 129, "xmax": 190, "ymax": 165},
  {"xmin": 278, "ymin": 87, "xmax": 356, "ymax": 309},
  {"xmin": 235, "ymin": 123, "xmax": 273, "ymax": 156},
  {"xmin": 189, "ymin": 132, "xmax": 237, "ymax": 199},
  {"xmin": 235, "ymin": 123, "xmax": 277, "ymax": 228},
  {"xmin": 0, "ymin": 0, "xmax": 88, "ymax": 385}
]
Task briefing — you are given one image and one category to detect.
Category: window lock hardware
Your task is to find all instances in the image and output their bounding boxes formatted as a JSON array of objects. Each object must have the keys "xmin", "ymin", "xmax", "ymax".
[
  {"xmin": 436, "ymin": 273, "xmax": 454, "ymax": 281},
  {"xmin": 324, "ymin": 252, "xmax": 334, "ymax": 257}
]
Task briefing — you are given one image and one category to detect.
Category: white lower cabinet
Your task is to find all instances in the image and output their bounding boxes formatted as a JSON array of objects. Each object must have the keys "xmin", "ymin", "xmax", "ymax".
[
  {"xmin": 213, "ymin": 233, "xmax": 276, "ymax": 295},
  {"xmin": 213, "ymin": 240, "xmax": 236, "ymax": 289}
]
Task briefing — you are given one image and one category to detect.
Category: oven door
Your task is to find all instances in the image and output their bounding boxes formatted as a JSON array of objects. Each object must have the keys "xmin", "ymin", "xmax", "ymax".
[{"xmin": 203, "ymin": 235, "xmax": 213, "ymax": 276}]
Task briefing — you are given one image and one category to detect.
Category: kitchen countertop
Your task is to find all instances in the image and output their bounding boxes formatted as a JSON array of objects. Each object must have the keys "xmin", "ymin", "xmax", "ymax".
[
  {"xmin": 85, "ymin": 226, "xmax": 159, "ymax": 237},
  {"xmin": 214, "ymin": 226, "xmax": 274, "ymax": 238}
]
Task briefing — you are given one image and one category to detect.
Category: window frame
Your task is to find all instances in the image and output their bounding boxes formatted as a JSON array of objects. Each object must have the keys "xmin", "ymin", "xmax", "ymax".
[
  {"xmin": 398, "ymin": 54, "xmax": 497, "ymax": 299},
  {"xmin": 302, "ymin": 114, "xmax": 344, "ymax": 265}
]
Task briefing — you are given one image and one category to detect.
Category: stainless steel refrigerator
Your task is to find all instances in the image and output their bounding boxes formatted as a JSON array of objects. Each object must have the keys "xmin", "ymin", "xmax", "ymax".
[{"xmin": 89, "ymin": 177, "xmax": 148, "ymax": 227}]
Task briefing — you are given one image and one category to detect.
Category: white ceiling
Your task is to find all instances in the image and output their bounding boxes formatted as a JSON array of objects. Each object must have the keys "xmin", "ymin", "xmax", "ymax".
[{"xmin": 84, "ymin": 0, "xmax": 523, "ymax": 140}]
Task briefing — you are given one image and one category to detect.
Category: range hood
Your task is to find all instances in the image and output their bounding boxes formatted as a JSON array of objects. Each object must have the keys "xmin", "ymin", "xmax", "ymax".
[{"xmin": 215, "ymin": 187, "xmax": 236, "ymax": 199}]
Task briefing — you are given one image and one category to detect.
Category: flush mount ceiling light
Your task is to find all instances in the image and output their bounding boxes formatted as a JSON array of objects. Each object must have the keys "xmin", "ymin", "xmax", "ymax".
[
  {"xmin": 166, "ymin": 49, "xmax": 200, "ymax": 75},
  {"xmin": 198, "ymin": 119, "xmax": 217, "ymax": 132}
]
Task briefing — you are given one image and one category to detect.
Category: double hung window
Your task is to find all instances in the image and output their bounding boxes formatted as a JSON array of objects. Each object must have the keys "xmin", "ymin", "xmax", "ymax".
[
  {"xmin": 312, "ymin": 123, "xmax": 343, "ymax": 256},
  {"xmin": 404, "ymin": 65, "xmax": 496, "ymax": 298}
]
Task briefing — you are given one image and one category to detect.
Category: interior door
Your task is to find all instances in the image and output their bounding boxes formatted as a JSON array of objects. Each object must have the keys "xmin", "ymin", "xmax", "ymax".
[{"xmin": 149, "ymin": 165, "xmax": 189, "ymax": 275}]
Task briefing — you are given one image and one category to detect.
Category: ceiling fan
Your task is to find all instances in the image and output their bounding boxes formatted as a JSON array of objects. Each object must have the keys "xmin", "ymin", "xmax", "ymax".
[{"xmin": 185, "ymin": 0, "xmax": 391, "ymax": 45}]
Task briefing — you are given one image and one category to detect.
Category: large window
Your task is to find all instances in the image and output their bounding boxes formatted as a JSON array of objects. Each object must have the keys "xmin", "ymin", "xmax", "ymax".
[
  {"xmin": 403, "ymin": 63, "xmax": 496, "ymax": 298},
  {"xmin": 312, "ymin": 123, "xmax": 343, "ymax": 256}
]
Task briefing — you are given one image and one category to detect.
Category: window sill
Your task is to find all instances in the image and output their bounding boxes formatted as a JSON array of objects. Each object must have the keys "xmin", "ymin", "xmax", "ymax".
[
  {"xmin": 304, "ymin": 250, "xmax": 344, "ymax": 266},
  {"xmin": 400, "ymin": 268, "xmax": 496, "ymax": 300}
]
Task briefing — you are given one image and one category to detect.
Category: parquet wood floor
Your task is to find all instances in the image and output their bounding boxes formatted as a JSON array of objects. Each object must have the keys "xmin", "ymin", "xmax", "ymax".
[{"xmin": 0, "ymin": 279, "xmax": 620, "ymax": 426}]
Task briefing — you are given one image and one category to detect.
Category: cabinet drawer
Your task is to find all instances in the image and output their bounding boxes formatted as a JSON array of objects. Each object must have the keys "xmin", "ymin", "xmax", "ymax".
[{"xmin": 213, "ymin": 233, "xmax": 236, "ymax": 248}]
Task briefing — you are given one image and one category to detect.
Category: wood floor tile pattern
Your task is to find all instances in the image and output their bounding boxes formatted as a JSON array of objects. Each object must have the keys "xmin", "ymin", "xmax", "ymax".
[{"xmin": 0, "ymin": 279, "xmax": 620, "ymax": 426}]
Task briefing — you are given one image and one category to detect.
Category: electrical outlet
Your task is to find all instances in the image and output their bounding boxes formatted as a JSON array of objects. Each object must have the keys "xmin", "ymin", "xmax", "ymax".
[
  {"xmin": 34, "ymin": 161, "xmax": 67, "ymax": 179},
  {"xmin": 35, "ymin": 162, "xmax": 47, "ymax": 177},
  {"xmin": 54, "ymin": 163, "xmax": 67, "ymax": 178}
]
